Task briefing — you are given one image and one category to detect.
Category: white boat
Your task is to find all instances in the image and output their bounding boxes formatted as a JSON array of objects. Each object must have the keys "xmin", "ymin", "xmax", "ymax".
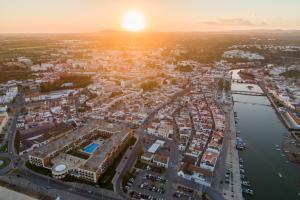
[{"xmin": 278, "ymin": 173, "xmax": 283, "ymax": 178}]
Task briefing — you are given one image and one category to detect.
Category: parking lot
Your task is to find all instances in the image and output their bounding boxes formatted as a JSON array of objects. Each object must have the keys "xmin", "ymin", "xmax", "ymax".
[
  {"xmin": 123, "ymin": 167, "xmax": 204, "ymax": 200},
  {"xmin": 125, "ymin": 170, "xmax": 167, "ymax": 200}
]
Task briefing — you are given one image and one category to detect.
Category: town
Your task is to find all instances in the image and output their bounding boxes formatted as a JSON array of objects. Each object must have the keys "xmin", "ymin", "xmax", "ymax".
[{"xmin": 0, "ymin": 32, "xmax": 300, "ymax": 200}]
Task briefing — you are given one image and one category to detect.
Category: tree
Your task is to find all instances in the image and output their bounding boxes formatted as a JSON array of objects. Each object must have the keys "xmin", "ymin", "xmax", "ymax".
[{"xmin": 14, "ymin": 130, "xmax": 20, "ymax": 154}]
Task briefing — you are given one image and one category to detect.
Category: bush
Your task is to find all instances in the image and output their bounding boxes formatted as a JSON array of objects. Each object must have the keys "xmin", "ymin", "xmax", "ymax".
[
  {"xmin": 14, "ymin": 130, "xmax": 20, "ymax": 154},
  {"xmin": 0, "ymin": 142, "xmax": 8, "ymax": 153},
  {"xmin": 0, "ymin": 157, "xmax": 10, "ymax": 169},
  {"xmin": 25, "ymin": 161, "xmax": 52, "ymax": 176}
]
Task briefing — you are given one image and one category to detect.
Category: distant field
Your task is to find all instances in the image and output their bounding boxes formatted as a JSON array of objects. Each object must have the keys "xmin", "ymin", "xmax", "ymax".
[
  {"xmin": 0, "ymin": 71, "xmax": 32, "ymax": 83},
  {"xmin": 40, "ymin": 74, "xmax": 92, "ymax": 93},
  {"xmin": 280, "ymin": 70, "xmax": 300, "ymax": 78}
]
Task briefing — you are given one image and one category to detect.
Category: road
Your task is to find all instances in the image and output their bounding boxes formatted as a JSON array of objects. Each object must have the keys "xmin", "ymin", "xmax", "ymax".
[{"xmin": 0, "ymin": 93, "xmax": 24, "ymax": 175}]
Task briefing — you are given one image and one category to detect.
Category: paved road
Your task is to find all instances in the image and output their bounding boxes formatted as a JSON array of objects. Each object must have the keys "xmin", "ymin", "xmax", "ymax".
[{"xmin": 0, "ymin": 93, "xmax": 24, "ymax": 175}]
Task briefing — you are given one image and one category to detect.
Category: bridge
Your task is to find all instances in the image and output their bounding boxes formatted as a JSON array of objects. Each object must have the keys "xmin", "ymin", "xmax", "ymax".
[
  {"xmin": 231, "ymin": 79, "xmax": 256, "ymax": 84},
  {"xmin": 234, "ymin": 100, "xmax": 270, "ymax": 107},
  {"xmin": 232, "ymin": 90, "xmax": 265, "ymax": 96}
]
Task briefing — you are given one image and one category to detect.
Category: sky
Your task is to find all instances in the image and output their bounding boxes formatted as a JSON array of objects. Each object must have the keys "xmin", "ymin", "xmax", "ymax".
[{"xmin": 1, "ymin": 0, "xmax": 300, "ymax": 33}]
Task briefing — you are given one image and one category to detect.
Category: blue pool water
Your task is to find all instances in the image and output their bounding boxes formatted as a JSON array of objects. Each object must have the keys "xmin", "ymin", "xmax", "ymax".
[{"xmin": 83, "ymin": 143, "xmax": 99, "ymax": 154}]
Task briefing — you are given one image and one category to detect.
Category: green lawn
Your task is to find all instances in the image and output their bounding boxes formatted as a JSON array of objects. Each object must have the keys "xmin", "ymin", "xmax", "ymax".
[
  {"xmin": 98, "ymin": 137, "xmax": 137, "ymax": 190},
  {"xmin": 0, "ymin": 142, "xmax": 8, "ymax": 153},
  {"xmin": 0, "ymin": 157, "xmax": 11, "ymax": 169}
]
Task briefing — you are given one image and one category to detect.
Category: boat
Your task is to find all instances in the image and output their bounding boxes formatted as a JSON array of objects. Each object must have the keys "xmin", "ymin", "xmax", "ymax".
[
  {"xmin": 275, "ymin": 148, "xmax": 281, "ymax": 151},
  {"xmin": 278, "ymin": 173, "xmax": 283, "ymax": 178},
  {"xmin": 240, "ymin": 174, "xmax": 245, "ymax": 180},
  {"xmin": 234, "ymin": 112, "xmax": 237, "ymax": 117},
  {"xmin": 242, "ymin": 181, "xmax": 251, "ymax": 187},
  {"xmin": 242, "ymin": 188, "xmax": 254, "ymax": 195},
  {"xmin": 236, "ymin": 137, "xmax": 246, "ymax": 150}
]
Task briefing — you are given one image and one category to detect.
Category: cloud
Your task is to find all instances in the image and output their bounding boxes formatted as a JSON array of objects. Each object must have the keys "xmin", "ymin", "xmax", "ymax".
[{"xmin": 199, "ymin": 18, "xmax": 266, "ymax": 27}]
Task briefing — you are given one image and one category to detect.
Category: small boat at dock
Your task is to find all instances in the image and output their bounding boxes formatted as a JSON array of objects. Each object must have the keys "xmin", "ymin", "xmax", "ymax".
[
  {"xmin": 242, "ymin": 188, "xmax": 254, "ymax": 195},
  {"xmin": 242, "ymin": 181, "xmax": 251, "ymax": 187},
  {"xmin": 278, "ymin": 173, "xmax": 283, "ymax": 178}
]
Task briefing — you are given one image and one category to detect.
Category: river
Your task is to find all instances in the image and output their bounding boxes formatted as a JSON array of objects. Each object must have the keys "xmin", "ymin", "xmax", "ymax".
[{"xmin": 231, "ymin": 69, "xmax": 300, "ymax": 200}]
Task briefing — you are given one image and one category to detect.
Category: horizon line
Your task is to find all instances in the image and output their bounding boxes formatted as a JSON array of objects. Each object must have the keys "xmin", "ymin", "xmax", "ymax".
[{"xmin": 1, "ymin": 28, "xmax": 300, "ymax": 35}]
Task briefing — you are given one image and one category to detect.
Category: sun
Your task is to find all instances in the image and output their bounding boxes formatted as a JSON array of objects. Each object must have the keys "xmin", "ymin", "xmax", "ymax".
[{"xmin": 122, "ymin": 11, "xmax": 145, "ymax": 32}]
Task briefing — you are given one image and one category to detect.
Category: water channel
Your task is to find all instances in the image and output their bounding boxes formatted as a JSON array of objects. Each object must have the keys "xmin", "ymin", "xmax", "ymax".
[{"xmin": 231, "ymin": 69, "xmax": 300, "ymax": 200}]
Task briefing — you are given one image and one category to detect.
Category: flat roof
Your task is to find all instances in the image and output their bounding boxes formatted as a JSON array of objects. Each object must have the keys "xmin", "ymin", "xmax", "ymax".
[
  {"xmin": 30, "ymin": 120, "xmax": 129, "ymax": 159},
  {"xmin": 148, "ymin": 143, "xmax": 160, "ymax": 153},
  {"xmin": 81, "ymin": 125, "xmax": 130, "ymax": 172}
]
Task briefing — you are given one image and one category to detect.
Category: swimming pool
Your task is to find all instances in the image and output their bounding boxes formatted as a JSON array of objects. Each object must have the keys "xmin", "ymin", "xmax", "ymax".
[{"xmin": 83, "ymin": 143, "xmax": 99, "ymax": 154}]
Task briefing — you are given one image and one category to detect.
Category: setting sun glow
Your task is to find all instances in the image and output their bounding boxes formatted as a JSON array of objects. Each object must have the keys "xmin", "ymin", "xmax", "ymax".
[{"xmin": 122, "ymin": 11, "xmax": 145, "ymax": 32}]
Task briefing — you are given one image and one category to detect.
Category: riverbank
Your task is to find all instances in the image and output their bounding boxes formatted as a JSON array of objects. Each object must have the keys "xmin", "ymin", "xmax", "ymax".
[
  {"xmin": 282, "ymin": 132, "xmax": 300, "ymax": 164},
  {"xmin": 259, "ymin": 84, "xmax": 300, "ymax": 164},
  {"xmin": 266, "ymin": 93, "xmax": 294, "ymax": 129}
]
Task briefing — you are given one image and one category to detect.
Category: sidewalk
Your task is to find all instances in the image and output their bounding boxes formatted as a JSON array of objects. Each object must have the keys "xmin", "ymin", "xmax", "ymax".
[{"xmin": 222, "ymin": 108, "xmax": 243, "ymax": 200}]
